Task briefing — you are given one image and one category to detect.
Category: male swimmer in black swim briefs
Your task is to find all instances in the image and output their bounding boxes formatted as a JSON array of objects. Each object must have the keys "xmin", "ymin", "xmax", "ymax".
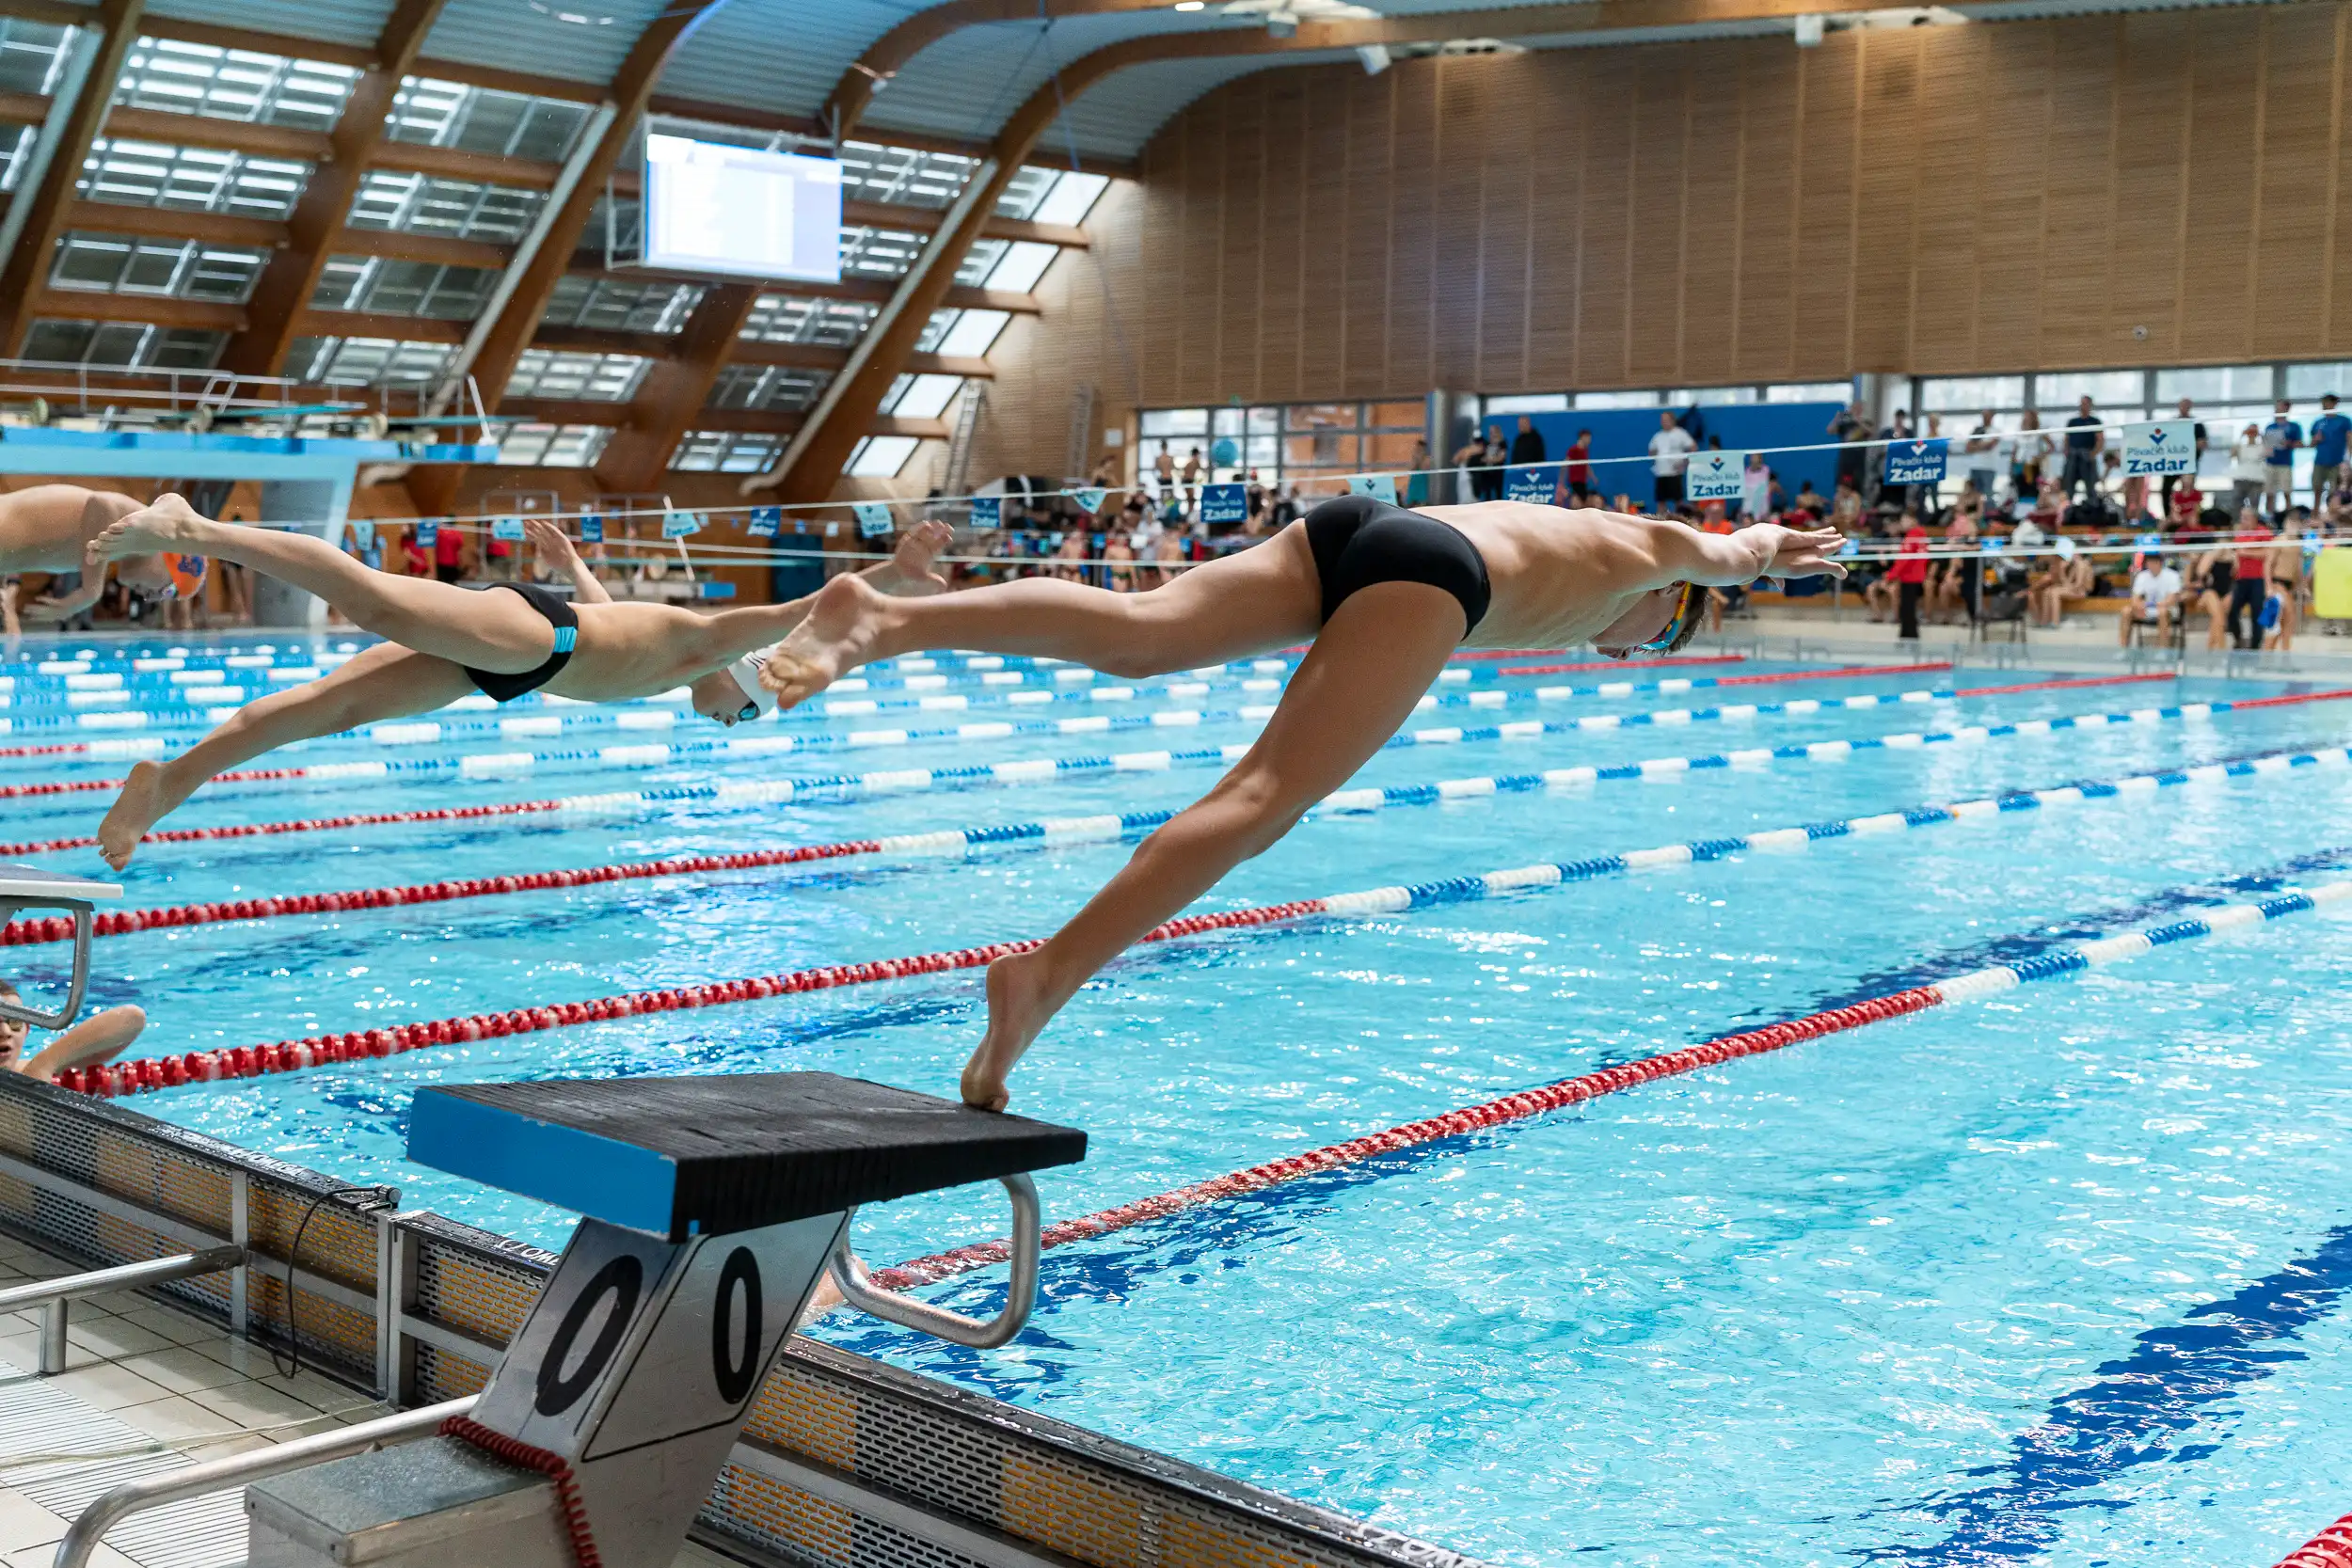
[
  {"xmin": 83, "ymin": 495, "xmax": 954, "ymax": 869},
  {"xmin": 755, "ymin": 493, "xmax": 1847, "ymax": 1112}
]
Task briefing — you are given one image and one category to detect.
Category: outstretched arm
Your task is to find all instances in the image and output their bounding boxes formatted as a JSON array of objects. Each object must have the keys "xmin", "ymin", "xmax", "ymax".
[
  {"xmin": 1639, "ymin": 517, "xmax": 1850, "ymax": 587},
  {"xmin": 21, "ymin": 565, "xmax": 108, "ymax": 623},
  {"xmin": 18, "ymin": 1005, "xmax": 144, "ymax": 1083},
  {"xmin": 525, "ymin": 517, "xmax": 611, "ymax": 605},
  {"xmin": 1, "ymin": 579, "xmax": 17, "ymax": 639}
]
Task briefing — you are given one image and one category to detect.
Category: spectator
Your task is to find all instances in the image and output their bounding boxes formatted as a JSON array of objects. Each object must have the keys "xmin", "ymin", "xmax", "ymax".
[
  {"xmin": 2189, "ymin": 543, "xmax": 2235, "ymax": 651},
  {"xmin": 1152, "ymin": 445, "xmax": 1176, "ymax": 500},
  {"xmin": 2310, "ymin": 392, "xmax": 2349, "ymax": 510},
  {"xmin": 2169, "ymin": 476, "xmax": 2205, "ymax": 533},
  {"xmin": 1510, "ymin": 416, "xmax": 1546, "ymax": 466},
  {"xmin": 1474, "ymin": 426, "xmax": 1509, "ymax": 501},
  {"xmin": 2160, "ymin": 397, "xmax": 2208, "ymax": 515},
  {"xmin": 1964, "ymin": 409, "xmax": 2000, "ymax": 498},
  {"xmin": 434, "ymin": 519, "xmax": 467, "ymax": 583},
  {"xmin": 1563, "ymin": 428, "xmax": 1594, "ymax": 503},
  {"xmin": 1740, "ymin": 451, "xmax": 1772, "ymax": 521},
  {"xmin": 2010, "ymin": 507, "xmax": 2048, "ymax": 551},
  {"xmin": 2227, "ymin": 423, "xmax": 2269, "ymax": 517},
  {"xmin": 2262, "ymin": 401, "xmax": 2302, "ymax": 514},
  {"xmin": 1788, "ymin": 479, "xmax": 1825, "ymax": 520},
  {"xmin": 1181, "ymin": 446, "xmax": 1203, "ymax": 512},
  {"xmin": 1102, "ymin": 530, "xmax": 1137, "ymax": 592},
  {"xmin": 1828, "ymin": 399, "xmax": 1871, "ymax": 499},
  {"xmin": 1449, "ymin": 431, "xmax": 1485, "ymax": 502},
  {"xmin": 1888, "ymin": 511, "xmax": 1930, "ymax": 639},
  {"xmin": 2228, "ymin": 506, "xmax": 2275, "ymax": 648},
  {"xmin": 1647, "ymin": 411, "xmax": 1696, "ymax": 509},
  {"xmin": 1405, "ymin": 440, "xmax": 1432, "ymax": 506},
  {"xmin": 2118, "ymin": 551, "xmax": 2183, "ymax": 644},
  {"xmin": 2060, "ymin": 396, "xmax": 2104, "ymax": 500},
  {"xmin": 1932, "ymin": 501, "xmax": 1980, "ymax": 625},
  {"xmin": 401, "ymin": 528, "xmax": 431, "ymax": 578},
  {"xmin": 2009, "ymin": 410, "xmax": 2049, "ymax": 501}
]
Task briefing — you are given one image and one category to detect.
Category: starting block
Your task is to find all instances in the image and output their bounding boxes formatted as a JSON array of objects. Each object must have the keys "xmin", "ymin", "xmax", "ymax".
[
  {"xmin": 245, "ymin": 1071, "xmax": 1085, "ymax": 1568},
  {"xmin": 0, "ymin": 864, "xmax": 120, "ymax": 1028}
]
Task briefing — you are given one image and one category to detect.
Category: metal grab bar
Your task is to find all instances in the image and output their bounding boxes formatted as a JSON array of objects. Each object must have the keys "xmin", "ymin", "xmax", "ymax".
[
  {"xmin": 0, "ymin": 1245, "xmax": 245, "ymax": 1375},
  {"xmin": 52, "ymin": 1396, "xmax": 475, "ymax": 1568},
  {"xmin": 827, "ymin": 1174, "xmax": 1041, "ymax": 1350}
]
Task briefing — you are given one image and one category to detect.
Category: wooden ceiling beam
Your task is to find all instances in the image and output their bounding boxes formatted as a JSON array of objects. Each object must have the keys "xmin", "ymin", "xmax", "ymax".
[
  {"xmin": 369, "ymin": 140, "xmax": 561, "ymax": 188},
  {"xmin": 101, "ymin": 106, "xmax": 329, "ymax": 160},
  {"xmin": 405, "ymin": 0, "xmax": 732, "ymax": 519},
  {"xmin": 217, "ymin": 0, "xmax": 450, "ymax": 377},
  {"xmin": 592, "ymin": 279, "xmax": 761, "ymax": 491},
  {"xmin": 65, "ymin": 200, "xmax": 285, "ymax": 249},
  {"xmin": 0, "ymin": 0, "xmax": 147, "ymax": 356},
  {"xmin": 28, "ymin": 289, "xmax": 244, "ymax": 331},
  {"xmin": 294, "ymin": 309, "xmax": 466, "ymax": 343}
]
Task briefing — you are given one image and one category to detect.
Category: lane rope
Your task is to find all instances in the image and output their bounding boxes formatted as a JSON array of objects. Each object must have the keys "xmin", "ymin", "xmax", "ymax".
[
  {"xmin": 866, "ymin": 878, "xmax": 2352, "ymax": 1292},
  {"xmin": 0, "ymin": 670, "xmax": 2170, "ymax": 771},
  {"xmin": 0, "ymin": 678, "xmax": 2261, "ymax": 861},
  {"xmin": 55, "ymin": 738, "xmax": 2352, "ymax": 1099},
  {"xmin": 0, "ymin": 671, "xmax": 2192, "ymax": 806},
  {"xmin": 14, "ymin": 689, "xmax": 2350, "ymax": 946},
  {"xmin": 2272, "ymin": 1511, "xmax": 2352, "ymax": 1568}
]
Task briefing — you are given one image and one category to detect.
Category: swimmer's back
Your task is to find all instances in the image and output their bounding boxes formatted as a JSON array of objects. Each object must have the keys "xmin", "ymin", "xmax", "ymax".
[{"xmin": 0, "ymin": 485, "xmax": 137, "ymax": 572}]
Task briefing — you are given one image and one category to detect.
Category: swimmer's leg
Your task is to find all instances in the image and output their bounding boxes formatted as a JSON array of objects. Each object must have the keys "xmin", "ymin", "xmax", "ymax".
[
  {"xmin": 961, "ymin": 579, "xmax": 1464, "ymax": 1111},
  {"xmin": 87, "ymin": 495, "xmax": 553, "ymax": 673},
  {"xmin": 761, "ymin": 522, "xmax": 1324, "ymax": 707},
  {"xmin": 99, "ymin": 645, "xmax": 473, "ymax": 868}
]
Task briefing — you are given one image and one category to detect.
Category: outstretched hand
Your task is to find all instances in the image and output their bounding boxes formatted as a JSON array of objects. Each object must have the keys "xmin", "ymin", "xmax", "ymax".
[
  {"xmin": 889, "ymin": 518, "xmax": 953, "ymax": 595},
  {"xmin": 524, "ymin": 516, "xmax": 584, "ymax": 574},
  {"xmin": 1757, "ymin": 524, "xmax": 1850, "ymax": 580}
]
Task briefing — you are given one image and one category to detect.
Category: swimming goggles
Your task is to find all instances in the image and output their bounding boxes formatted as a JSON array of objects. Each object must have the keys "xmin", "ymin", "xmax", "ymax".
[{"xmin": 1629, "ymin": 580, "xmax": 1703, "ymax": 653}]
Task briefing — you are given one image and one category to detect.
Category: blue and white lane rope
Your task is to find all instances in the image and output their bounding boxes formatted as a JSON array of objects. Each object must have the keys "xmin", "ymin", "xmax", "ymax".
[
  {"xmin": 870, "ymin": 872, "xmax": 2352, "ymax": 1296},
  {"xmin": 16, "ymin": 698, "xmax": 2346, "ymax": 865},
  {"xmin": 0, "ymin": 679, "xmax": 2118, "ymax": 769}
]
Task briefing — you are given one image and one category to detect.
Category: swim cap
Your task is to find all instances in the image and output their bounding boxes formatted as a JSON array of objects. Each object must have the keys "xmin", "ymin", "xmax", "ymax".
[
  {"xmin": 160, "ymin": 553, "xmax": 207, "ymax": 601},
  {"xmin": 725, "ymin": 654, "xmax": 776, "ymax": 721}
]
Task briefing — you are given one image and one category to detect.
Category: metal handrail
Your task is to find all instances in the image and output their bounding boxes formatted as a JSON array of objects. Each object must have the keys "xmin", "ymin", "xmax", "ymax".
[
  {"xmin": 52, "ymin": 1396, "xmax": 474, "ymax": 1568},
  {"xmin": 827, "ymin": 1174, "xmax": 1041, "ymax": 1349},
  {"xmin": 0, "ymin": 1246, "xmax": 246, "ymax": 1374}
]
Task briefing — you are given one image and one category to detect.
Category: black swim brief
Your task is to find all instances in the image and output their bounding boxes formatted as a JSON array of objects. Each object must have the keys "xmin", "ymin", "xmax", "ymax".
[
  {"xmin": 463, "ymin": 581, "xmax": 579, "ymax": 703},
  {"xmin": 1301, "ymin": 494, "xmax": 1491, "ymax": 639}
]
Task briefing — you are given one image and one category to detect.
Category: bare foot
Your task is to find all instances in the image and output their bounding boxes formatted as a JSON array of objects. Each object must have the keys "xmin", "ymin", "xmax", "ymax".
[
  {"xmin": 888, "ymin": 519, "xmax": 953, "ymax": 595},
  {"xmin": 86, "ymin": 493, "xmax": 207, "ymax": 568},
  {"xmin": 759, "ymin": 573, "xmax": 893, "ymax": 708},
  {"xmin": 961, "ymin": 949, "xmax": 1056, "ymax": 1112},
  {"xmin": 98, "ymin": 760, "xmax": 172, "ymax": 870}
]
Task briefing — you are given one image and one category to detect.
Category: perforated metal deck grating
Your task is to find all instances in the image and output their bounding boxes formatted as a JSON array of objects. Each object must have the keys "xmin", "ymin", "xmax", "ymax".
[{"xmin": 0, "ymin": 1074, "xmax": 1486, "ymax": 1568}]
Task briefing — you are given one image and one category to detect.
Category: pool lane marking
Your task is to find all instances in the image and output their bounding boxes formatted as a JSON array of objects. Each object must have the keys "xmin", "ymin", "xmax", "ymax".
[
  {"xmin": 861, "ymin": 877, "xmax": 2352, "ymax": 1293},
  {"xmin": 0, "ymin": 670, "xmax": 2191, "ymax": 817},
  {"xmin": 0, "ymin": 660, "xmax": 1941, "ymax": 740},
  {"xmin": 56, "ymin": 738, "xmax": 2352, "ymax": 1097},
  {"xmin": 0, "ymin": 680, "xmax": 2311, "ymax": 870},
  {"xmin": 2272, "ymin": 1509, "xmax": 2352, "ymax": 1568}
]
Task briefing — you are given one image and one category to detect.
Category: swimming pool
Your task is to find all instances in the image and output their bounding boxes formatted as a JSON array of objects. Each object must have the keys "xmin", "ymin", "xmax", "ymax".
[{"xmin": 6, "ymin": 638, "xmax": 2351, "ymax": 1567}]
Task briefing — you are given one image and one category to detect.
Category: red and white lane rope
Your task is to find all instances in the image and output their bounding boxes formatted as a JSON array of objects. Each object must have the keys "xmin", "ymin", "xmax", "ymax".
[
  {"xmin": 9, "ymin": 685, "xmax": 2344, "ymax": 949},
  {"xmin": 2272, "ymin": 1510, "xmax": 2352, "ymax": 1568},
  {"xmin": 53, "ymin": 738, "xmax": 2352, "ymax": 1099},
  {"xmin": 866, "ymin": 878, "xmax": 2352, "ymax": 1292}
]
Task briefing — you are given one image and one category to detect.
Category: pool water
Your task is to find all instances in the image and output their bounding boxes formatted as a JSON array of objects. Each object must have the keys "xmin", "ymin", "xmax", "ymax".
[{"xmin": 8, "ymin": 641, "xmax": 2352, "ymax": 1567}]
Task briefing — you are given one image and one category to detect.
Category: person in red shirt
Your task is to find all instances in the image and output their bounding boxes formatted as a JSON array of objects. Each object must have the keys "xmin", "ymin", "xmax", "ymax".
[
  {"xmin": 2169, "ymin": 478, "xmax": 2204, "ymax": 532},
  {"xmin": 1887, "ymin": 512, "xmax": 1931, "ymax": 640},
  {"xmin": 400, "ymin": 528, "xmax": 431, "ymax": 578},
  {"xmin": 434, "ymin": 522, "xmax": 466, "ymax": 584},
  {"xmin": 2228, "ymin": 508, "xmax": 2275, "ymax": 647},
  {"xmin": 1561, "ymin": 429, "xmax": 1595, "ymax": 504}
]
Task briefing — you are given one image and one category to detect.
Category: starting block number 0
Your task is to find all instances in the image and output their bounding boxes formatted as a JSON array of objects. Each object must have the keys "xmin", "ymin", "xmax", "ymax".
[{"xmin": 483, "ymin": 1213, "xmax": 842, "ymax": 1463}]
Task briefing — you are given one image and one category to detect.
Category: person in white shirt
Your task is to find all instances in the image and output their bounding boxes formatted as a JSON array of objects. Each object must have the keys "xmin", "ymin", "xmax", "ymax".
[
  {"xmin": 1649, "ymin": 412, "xmax": 1697, "ymax": 509},
  {"xmin": 1740, "ymin": 451, "xmax": 1772, "ymax": 520},
  {"xmin": 2010, "ymin": 515, "xmax": 2048, "ymax": 550},
  {"xmin": 2228, "ymin": 424, "xmax": 2270, "ymax": 518},
  {"xmin": 2117, "ymin": 555, "xmax": 2183, "ymax": 645},
  {"xmin": 1965, "ymin": 410, "xmax": 2001, "ymax": 498}
]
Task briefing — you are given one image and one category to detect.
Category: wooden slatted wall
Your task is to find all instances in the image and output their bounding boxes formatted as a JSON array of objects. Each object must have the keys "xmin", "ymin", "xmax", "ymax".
[{"xmin": 975, "ymin": 3, "xmax": 2352, "ymax": 479}]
